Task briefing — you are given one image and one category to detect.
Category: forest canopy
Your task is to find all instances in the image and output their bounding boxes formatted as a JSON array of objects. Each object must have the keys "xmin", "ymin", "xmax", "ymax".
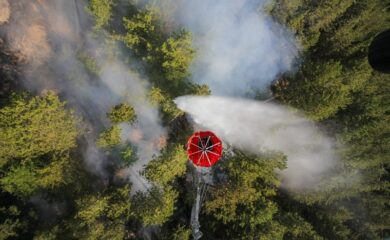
[{"xmin": 0, "ymin": 0, "xmax": 388, "ymax": 239}]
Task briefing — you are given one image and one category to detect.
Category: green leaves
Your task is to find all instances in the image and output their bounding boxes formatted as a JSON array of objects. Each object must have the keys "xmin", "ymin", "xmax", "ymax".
[
  {"xmin": 160, "ymin": 30, "xmax": 195, "ymax": 83},
  {"xmin": 0, "ymin": 92, "xmax": 79, "ymax": 198},
  {"xmin": 120, "ymin": 146, "xmax": 136, "ymax": 166},
  {"xmin": 132, "ymin": 186, "xmax": 178, "ymax": 225},
  {"xmin": 275, "ymin": 60, "xmax": 351, "ymax": 121},
  {"xmin": 149, "ymin": 87, "xmax": 183, "ymax": 120},
  {"xmin": 134, "ymin": 144, "xmax": 186, "ymax": 226},
  {"xmin": 0, "ymin": 1, "xmax": 387, "ymax": 239},
  {"xmin": 0, "ymin": 206, "xmax": 27, "ymax": 240},
  {"xmin": 0, "ymin": 91, "xmax": 79, "ymax": 166},
  {"xmin": 271, "ymin": 1, "xmax": 390, "ymax": 238},
  {"xmin": 144, "ymin": 144, "xmax": 187, "ymax": 186},
  {"xmin": 0, "ymin": 165, "xmax": 38, "ymax": 197},
  {"xmin": 203, "ymin": 150, "xmax": 287, "ymax": 238},
  {"xmin": 87, "ymin": 0, "xmax": 115, "ymax": 31},
  {"xmin": 120, "ymin": 6, "xmax": 196, "ymax": 99},
  {"xmin": 96, "ymin": 125, "xmax": 121, "ymax": 148},
  {"xmin": 108, "ymin": 103, "xmax": 137, "ymax": 124},
  {"xmin": 97, "ymin": 102, "xmax": 139, "ymax": 168},
  {"xmin": 122, "ymin": 7, "xmax": 159, "ymax": 58},
  {"xmin": 73, "ymin": 185, "xmax": 131, "ymax": 239},
  {"xmin": 272, "ymin": 0, "xmax": 355, "ymax": 50}
]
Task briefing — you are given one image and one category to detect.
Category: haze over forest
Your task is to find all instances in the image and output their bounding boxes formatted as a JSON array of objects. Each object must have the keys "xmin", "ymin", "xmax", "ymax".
[{"xmin": 0, "ymin": 0, "xmax": 388, "ymax": 239}]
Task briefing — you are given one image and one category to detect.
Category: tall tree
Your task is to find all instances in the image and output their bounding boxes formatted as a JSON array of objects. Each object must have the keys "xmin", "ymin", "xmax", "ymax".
[
  {"xmin": 0, "ymin": 92, "xmax": 79, "ymax": 198},
  {"xmin": 202, "ymin": 150, "xmax": 288, "ymax": 239},
  {"xmin": 0, "ymin": 92, "xmax": 78, "ymax": 166},
  {"xmin": 87, "ymin": 0, "xmax": 115, "ymax": 31},
  {"xmin": 144, "ymin": 144, "xmax": 187, "ymax": 186},
  {"xmin": 132, "ymin": 186, "xmax": 178, "ymax": 226},
  {"xmin": 70, "ymin": 185, "xmax": 132, "ymax": 239},
  {"xmin": 272, "ymin": 0, "xmax": 390, "ymax": 238}
]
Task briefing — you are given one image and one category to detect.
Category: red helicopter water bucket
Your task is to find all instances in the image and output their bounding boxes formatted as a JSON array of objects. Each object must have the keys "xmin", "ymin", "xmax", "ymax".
[{"xmin": 187, "ymin": 131, "xmax": 222, "ymax": 167}]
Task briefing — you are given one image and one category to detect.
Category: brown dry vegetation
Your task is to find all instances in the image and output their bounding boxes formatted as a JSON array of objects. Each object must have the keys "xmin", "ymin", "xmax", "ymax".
[
  {"xmin": 129, "ymin": 128, "xmax": 144, "ymax": 143},
  {"xmin": 153, "ymin": 135, "xmax": 167, "ymax": 150},
  {"xmin": 8, "ymin": 24, "xmax": 51, "ymax": 65},
  {"xmin": 5, "ymin": 1, "xmax": 51, "ymax": 65},
  {"xmin": 0, "ymin": 0, "xmax": 10, "ymax": 24}
]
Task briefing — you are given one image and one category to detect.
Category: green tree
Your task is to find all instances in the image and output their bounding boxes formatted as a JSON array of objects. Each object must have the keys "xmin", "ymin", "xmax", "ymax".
[
  {"xmin": 71, "ymin": 185, "xmax": 131, "ymax": 239},
  {"xmin": 189, "ymin": 83, "xmax": 211, "ymax": 96},
  {"xmin": 87, "ymin": 0, "xmax": 115, "ymax": 31},
  {"xmin": 121, "ymin": 5, "xmax": 198, "ymax": 97},
  {"xmin": 273, "ymin": 60, "xmax": 352, "ymax": 120},
  {"xmin": 166, "ymin": 225, "xmax": 191, "ymax": 240},
  {"xmin": 277, "ymin": 212, "xmax": 324, "ymax": 240},
  {"xmin": 1, "ymin": 165, "xmax": 38, "ymax": 197},
  {"xmin": 334, "ymin": 73, "xmax": 390, "ymax": 238},
  {"xmin": 316, "ymin": 0, "xmax": 389, "ymax": 60},
  {"xmin": 160, "ymin": 30, "xmax": 195, "ymax": 83},
  {"xmin": 108, "ymin": 103, "xmax": 137, "ymax": 124},
  {"xmin": 120, "ymin": 145, "xmax": 137, "ymax": 166},
  {"xmin": 144, "ymin": 144, "xmax": 187, "ymax": 186},
  {"xmin": 96, "ymin": 125, "xmax": 121, "ymax": 148},
  {"xmin": 33, "ymin": 225, "xmax": 61, "ymax": 240},
  {"xmin": 203, "ymin": 150, "xmax": 287, "ymax": 239},
  {"xmin": 132, "ymin": 186, "xmax": 178, "ymax": 225},
  {"xmin": 77, "ymin": 51, "xmax": 101, "ymax": 75},
  {"xmin": 272, "ymin": 0, "xmax": 388, "ymax": 122},
  {"xmin": 149, "ymin": 87, "xmax": 183, "ymax": 120},
  {"xmin": 0, "ymin": 92, "xmax": 78, "ymax": 167},
  {"xmin": 0, "ymin": 92, "xmax": 80, "ymax": 198},
  {"xmin": 271, "ymin": 0, "xmax": 354, "ymax": 50},
  {"xmin": 0, "ymin": 206, "xmax": 28, "ymax": 240},
  {"xmin": 272, "ymin": 0, "xmax": 390, "ymax": 238},
  {"xmin": 122, "ymin": 7, "xmax": 160, "ymax": 59}
]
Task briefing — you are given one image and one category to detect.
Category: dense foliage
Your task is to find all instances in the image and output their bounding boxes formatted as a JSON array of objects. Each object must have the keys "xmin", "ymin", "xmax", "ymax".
[
  {"xmin": 0, "ymin": 0, "xmax": 388, "ymax": 239},
  {"xmin": 271, "ymin": 1, "xmax": 389, "ymax": 239}
]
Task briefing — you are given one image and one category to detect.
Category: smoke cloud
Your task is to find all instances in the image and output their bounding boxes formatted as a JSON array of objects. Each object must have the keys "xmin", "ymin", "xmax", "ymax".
[
  {"xmin": 144, "ymin": 0, "xmax": 336, "ymax": 189},
  {"xmin": 175, "ymin": 96, "xmax": 337, "ymax": 189},
  {"xmin": 144, "ymin": 0, "xmax": 298, "ymax": 96},
  {"xmin": 2, "ymin": 0, "xmax": 165, "ymax": 190}
]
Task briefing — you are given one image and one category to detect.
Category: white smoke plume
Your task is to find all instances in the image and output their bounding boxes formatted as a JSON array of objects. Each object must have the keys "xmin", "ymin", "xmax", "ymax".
[
  {"xmin": 2, "ymin": 0, "xmax": 165, "ymax": 190},
  {"xmin": 175, "ymin": 96, "xmax": 337, "ymax": 189},
  {"xmin": 143, "ymin": 0, "xmax": 298, "ymax": 96}
]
